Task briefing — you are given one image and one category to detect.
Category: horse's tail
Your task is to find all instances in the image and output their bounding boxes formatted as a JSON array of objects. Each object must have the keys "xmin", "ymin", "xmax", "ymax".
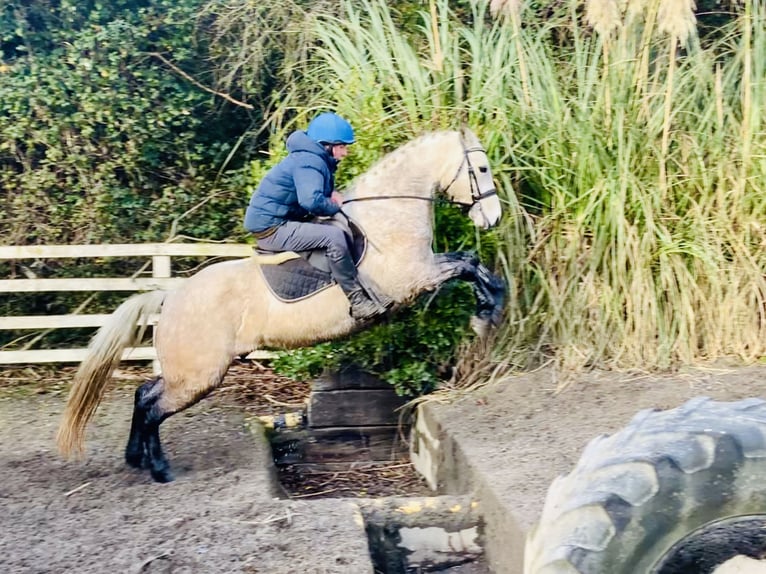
[{"xmin": 56, "ymin": 290, "xmax": 167, "ymax": 458}]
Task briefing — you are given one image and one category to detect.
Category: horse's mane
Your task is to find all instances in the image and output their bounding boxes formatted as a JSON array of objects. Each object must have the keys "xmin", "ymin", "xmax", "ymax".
[{"xmin": 345, "ymin": 130, "xmax": 460, "ymax": 199}]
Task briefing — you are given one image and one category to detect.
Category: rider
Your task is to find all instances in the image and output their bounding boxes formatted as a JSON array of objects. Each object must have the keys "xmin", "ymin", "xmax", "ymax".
[{"xmin": 244, "ymin": 112, "xmax": 385, "ymax": 321}]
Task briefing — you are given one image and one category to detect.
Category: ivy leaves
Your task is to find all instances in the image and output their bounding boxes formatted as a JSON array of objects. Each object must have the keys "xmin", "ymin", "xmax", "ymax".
[{"xmin": 0, "ymin": 0, "xmax": 247, "ymax": 245}]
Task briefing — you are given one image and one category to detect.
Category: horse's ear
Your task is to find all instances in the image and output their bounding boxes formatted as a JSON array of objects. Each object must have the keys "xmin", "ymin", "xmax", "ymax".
[{"xmin": 459, "ymin": 125, "xmax": 479, "ymax": 146}]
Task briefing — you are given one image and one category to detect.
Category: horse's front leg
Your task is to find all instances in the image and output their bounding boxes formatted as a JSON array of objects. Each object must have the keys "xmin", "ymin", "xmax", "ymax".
[
  {"xmin": 432, "ymin": 252, "xmax": 505, "ymax": 327},
  {"xmin": 472, "ymin": 259, "xmax": 506, "ymax": 325}
]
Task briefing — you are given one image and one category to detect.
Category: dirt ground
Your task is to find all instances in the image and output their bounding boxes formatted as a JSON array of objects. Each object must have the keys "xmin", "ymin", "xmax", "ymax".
[
  {"xmin": 426, "ymin": 362, "xmax": 766, "ymax": 573},
  {"xmin": 0, "ymin": 363, "xmax": 379, "ymax": 574},
  {"xmin": 1, "ymin": 360, "xmax": 765, "ymax": 573}
]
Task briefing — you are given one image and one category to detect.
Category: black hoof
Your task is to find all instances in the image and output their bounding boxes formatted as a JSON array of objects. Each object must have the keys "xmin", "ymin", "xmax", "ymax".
[
  {"xmin": 125, "ymin": 450, "xmax": 144, "ymax": 469},
  {"xmin": 151, "ymin": 466, "xmax": 174, "ymax": 483}
]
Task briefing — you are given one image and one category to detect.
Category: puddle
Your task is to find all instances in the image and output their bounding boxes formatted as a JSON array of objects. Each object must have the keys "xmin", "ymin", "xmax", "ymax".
[{"xmin": 359, "ymin": 496, "xmax": 486, "ymax": 573}]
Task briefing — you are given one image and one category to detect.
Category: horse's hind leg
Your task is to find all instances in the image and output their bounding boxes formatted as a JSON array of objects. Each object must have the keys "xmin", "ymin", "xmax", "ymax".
[
  {"xmin": 126, "ymin": 365, "xmax": 229, "ymax": 482},
  {"xmin": 144, "ymin": 412, "xmax": 172, "ymax": 483},
  {"xmin": 125, "ymin": 390, "xmax": 147, "ymax": 469},
  {"xmin": 126, "ymin": 377, "xmax": 159, "ymax": 468},
  {"xmin": 124, "ymin": 376, "xmax": 173, "ymax": 481}
]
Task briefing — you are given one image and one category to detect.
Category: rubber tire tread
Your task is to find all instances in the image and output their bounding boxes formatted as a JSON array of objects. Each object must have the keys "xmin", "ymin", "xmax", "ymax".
[{"xmin": 524, "ymin": 396, "xmax": 766, "ymax": 574}]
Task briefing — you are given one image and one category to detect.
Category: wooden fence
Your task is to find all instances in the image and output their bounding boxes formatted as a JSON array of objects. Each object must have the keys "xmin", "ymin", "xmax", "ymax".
[{"xmin": 0, "ymin": 243, "xmax": 272, "ymax": 366}]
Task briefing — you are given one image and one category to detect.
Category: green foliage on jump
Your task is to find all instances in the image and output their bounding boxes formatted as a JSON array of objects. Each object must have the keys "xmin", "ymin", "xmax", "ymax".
[{"xmin": 272, "ymin": 282, "xmax": 475, "ymax": 397}]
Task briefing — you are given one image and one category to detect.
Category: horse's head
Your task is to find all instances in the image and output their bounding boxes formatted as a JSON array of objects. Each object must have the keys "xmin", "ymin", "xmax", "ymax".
[{"xmin": 441, "ymin": 128, "xmax": 502, "ymax": 229}]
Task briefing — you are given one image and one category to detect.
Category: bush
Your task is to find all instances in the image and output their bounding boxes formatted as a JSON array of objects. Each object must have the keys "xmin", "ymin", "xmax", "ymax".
[{"xmin": 0, "ymin": 0, "xmax": 253, "ymax": 247}]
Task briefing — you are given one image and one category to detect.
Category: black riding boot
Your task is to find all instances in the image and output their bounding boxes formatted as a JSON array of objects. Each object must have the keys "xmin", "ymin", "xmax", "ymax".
[
  {"xmin": 347, "ymin": 287, "xmax": 384, "ymax": 320},
  {"xmin": 328, "ymin": 252, "xmax": 387, "ymax": 320}
]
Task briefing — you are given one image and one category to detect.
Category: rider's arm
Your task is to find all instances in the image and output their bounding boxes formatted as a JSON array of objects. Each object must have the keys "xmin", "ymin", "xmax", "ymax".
[{"xmin": 293, "ymin": 163, "xmax": 342, "ymax": 217}]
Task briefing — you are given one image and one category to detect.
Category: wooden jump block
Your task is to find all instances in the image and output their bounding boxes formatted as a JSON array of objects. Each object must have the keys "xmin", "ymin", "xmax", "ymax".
[
  {"xmin": 308, "ymin": 369, "xmax": 410, "ymax": 428},
  {"xmin": 312, "ymin": 368, "xmax": 393, "ymax": 391},
  {"xmin": 270, "ymin": 426, "xmax": 408, "ymax": 465},
  {"xmin": 308, "ymin": 389, "xmax": 409, "ymax": 428},
  {"xmin": 265, "ymin": 371, "xmax": 411, "ymax": 466}
]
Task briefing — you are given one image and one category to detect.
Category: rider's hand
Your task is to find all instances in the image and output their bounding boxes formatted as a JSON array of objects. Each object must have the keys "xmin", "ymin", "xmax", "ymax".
[{"xmin": 331, "ymin": 190, "xmax": 344, "ymax": 206}]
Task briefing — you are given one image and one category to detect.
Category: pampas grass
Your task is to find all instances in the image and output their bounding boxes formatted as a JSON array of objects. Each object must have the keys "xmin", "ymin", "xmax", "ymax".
[
  {"xmin": 586, "ymin": 0, "xmax": 622, "ymax": 36},
  {"xmin": 657, "ymin": 0, "xmax": 697, "ymax": 46},
  {"xmin": 490, "ymin": 0, "xmax": 523, "ymax": 19}
]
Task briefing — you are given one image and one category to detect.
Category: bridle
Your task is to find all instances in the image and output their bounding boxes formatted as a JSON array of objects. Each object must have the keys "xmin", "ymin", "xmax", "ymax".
[
  {"xmin": 343, "ymin": 143, "xmax": 497, "ymax": 210},
  {"xmin": 442, "ymin": 145, "xmax": 498, "ymax": 208}
]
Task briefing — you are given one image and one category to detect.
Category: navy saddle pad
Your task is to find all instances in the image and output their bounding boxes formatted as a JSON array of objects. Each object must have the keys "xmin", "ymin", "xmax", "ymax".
[{"xmin": 258, "ymin": 255, "xmax": 334, "ymax": 302}]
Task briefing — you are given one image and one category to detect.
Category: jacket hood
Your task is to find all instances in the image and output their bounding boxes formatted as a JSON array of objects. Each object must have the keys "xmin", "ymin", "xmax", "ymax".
[{"xmin": 286, "ymin": 131, "xmax": 338, "ymax": 170}]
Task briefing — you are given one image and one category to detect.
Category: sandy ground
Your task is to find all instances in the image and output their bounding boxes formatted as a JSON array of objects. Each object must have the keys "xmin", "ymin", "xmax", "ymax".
[
  {"xmin": 0, "ymin": 380, "xmax": 375, "ymax": 574},
  {"xmin": 0, "ymin": 365, "xmax": 485, "ymax": 574},
  {"xmin": 1, "ymin": 362, "xmax": 765, "ymax": 573}
]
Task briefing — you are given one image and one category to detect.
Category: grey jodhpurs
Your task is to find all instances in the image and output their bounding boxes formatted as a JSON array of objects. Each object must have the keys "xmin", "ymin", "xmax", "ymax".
[{"xmin": 256, "ymin": 221, "xmax": 359, "ymax": 294}]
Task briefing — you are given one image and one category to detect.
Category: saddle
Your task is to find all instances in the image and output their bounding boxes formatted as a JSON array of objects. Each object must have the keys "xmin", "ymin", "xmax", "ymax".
[{"xmin": 253, "ymin": 218, "xmax": 367, "ymax": 303}]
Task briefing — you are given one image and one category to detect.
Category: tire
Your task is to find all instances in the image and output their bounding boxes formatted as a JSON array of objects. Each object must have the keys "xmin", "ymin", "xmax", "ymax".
[{"xmin": 524, "ymin": 397, "xmax": 766, "ymax": 574}]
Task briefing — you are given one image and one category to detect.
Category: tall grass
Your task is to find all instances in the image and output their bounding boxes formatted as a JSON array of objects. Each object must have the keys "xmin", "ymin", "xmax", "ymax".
[
  {"xmin": 277, "ymin": 0, "xmax": 766, "ymax": 375},
  {"xmin": 511, "ymin": 0, "xmax": 766, "ymax": 371}
]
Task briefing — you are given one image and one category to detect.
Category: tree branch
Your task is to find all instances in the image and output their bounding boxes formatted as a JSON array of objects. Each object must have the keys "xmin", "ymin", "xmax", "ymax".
[{"xmin": 148, "ymin": 52, "xmax": 254, "ymax": 110}]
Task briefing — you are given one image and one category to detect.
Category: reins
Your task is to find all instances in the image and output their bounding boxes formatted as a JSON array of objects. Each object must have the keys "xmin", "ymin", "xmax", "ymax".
[
  {"xmin": 344, "ymin": 195, "xmax": 435, "ymax": 204},
  {"xmin": 343, "ymin": 142, "xmax": 496, "ymax": 209}
]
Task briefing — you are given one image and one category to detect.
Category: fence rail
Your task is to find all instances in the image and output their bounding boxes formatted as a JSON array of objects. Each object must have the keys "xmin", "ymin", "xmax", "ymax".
[{"xmin": 0, "ymin": 243, "xmax": 273, "ymax": 366}]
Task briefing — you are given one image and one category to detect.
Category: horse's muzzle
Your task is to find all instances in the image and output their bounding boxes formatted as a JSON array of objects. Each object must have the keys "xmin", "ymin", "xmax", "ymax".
[{"xmin": 469, "ymin": 193, "xmax": 501, "ymax": 229}]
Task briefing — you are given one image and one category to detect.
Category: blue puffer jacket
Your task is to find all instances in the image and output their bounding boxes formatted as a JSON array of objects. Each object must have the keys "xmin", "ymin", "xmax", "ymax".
[{"xmin": 244, "ymin": 131, "xmax": 341, "ymax": 233}]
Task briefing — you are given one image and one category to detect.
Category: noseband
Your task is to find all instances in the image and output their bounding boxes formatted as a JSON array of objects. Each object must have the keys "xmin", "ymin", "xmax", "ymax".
[{"xmin": 343, "ymin": 142, "xmax": 496, "ymax": 209}]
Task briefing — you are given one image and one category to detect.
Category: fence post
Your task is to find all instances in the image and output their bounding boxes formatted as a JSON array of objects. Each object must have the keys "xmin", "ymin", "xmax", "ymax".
[
  {"xmin": 150, "ymin": 255, "xmax": 171, "ymax": 373},
  {"xmin": 152, "ymin": 255, "xmax": 171, "ymax": 280}
]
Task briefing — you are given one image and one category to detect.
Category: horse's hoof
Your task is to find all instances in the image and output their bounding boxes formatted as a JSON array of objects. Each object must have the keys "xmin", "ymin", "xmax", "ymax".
[
  {"xmin": 151, "ymin": 466, "xmax": 174, "ymax": 483},
  {"xmin": 125, "ymin": 451, "xmax": 144, "ymax": 469}
]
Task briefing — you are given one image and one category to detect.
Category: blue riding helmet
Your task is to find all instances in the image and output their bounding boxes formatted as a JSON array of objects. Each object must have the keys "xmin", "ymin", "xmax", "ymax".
[{"xmin": 307, "ymin": 112, "xmax": 356, "ymax": 145}]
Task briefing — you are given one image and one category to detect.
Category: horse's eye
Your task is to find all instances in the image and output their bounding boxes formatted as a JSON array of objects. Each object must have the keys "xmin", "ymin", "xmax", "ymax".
[{"xmin": 479, "ymin": 166, "xmax": 489, "ymax": 173}]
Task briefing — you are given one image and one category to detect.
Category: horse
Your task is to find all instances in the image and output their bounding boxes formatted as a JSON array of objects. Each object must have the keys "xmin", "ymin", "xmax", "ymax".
[{"xmin": 56, "ymin": 127, "xmax": 506, "ymax": 482}]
